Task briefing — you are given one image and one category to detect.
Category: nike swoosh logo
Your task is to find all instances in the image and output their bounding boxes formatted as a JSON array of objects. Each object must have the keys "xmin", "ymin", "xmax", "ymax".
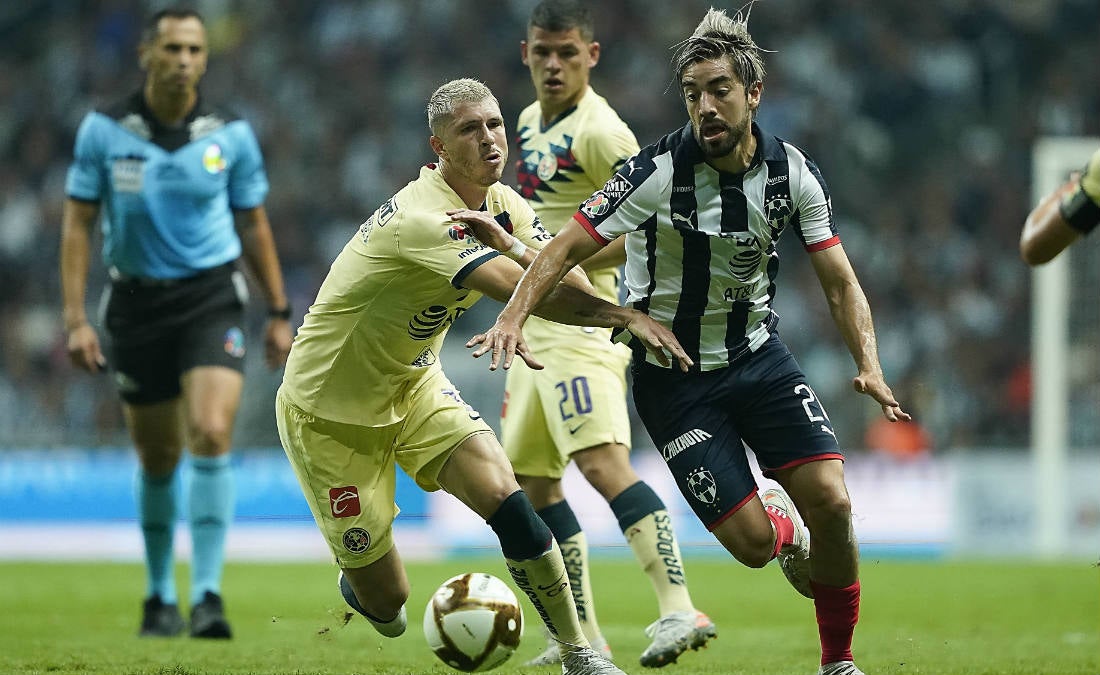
[{"xmin": 568, "ymin": 421, "xmax": 588, "ymax": 435}]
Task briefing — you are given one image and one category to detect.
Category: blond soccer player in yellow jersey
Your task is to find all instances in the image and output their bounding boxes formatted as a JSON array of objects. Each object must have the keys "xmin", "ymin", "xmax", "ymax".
[
  {"xmin": 509, "ymin": 2, "xmax": 715, "ymax": 668},
  {"xmin": 276, "ymin": 78, "xmax": 689, "ymax": 675}
]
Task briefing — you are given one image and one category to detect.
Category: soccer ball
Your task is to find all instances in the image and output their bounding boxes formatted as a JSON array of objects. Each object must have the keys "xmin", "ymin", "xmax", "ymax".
[{"xmin": 423, "ymin": 572, "xmax": 523, "ymax": 672}]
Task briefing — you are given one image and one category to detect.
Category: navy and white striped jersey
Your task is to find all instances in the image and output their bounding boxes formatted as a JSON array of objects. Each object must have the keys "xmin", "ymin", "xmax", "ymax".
[{"xmin": 574, "ymin": 122, "xmax": 839, "ymax": 371}]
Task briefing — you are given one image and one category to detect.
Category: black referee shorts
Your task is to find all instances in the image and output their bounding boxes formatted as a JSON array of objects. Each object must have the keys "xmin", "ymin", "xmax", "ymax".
[
  {"xmin": 631, "ymin": 334, "xmax": 843, "ymax": 529},
  {"xmin": 101, "ymin": 261, "xmax": 249, "ymax": 405}
]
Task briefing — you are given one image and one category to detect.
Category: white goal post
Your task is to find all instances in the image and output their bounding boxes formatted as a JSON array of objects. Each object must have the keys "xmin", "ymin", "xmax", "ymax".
[{"xmin": 1030, "ymin": 136, "xmax": 1099, "ymax": 558}]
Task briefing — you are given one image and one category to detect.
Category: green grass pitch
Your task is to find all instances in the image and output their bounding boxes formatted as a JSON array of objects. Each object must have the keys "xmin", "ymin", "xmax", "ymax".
[{"xmin": 1, "ymin": 557, "xmax": 1096, "ymax": 674}]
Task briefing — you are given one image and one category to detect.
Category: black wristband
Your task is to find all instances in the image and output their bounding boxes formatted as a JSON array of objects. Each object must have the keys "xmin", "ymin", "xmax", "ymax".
[
  {"xmin": 1059, "ymin": 186, "xmax": 1100, "ymax": 234},
  {"xmin": 268, "ymin": 305, "xmax": 292, "ymax": 320}
]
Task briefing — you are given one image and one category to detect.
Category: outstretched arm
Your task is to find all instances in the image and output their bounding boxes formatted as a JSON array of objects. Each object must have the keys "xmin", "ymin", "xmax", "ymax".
[
  {"xmin": 461, "ymin": 217, "xmax": 692, "ymax": 373},
  {"xmin": 446, "ymin": 207, "xmax": 595, "ymax": 294},
  {"xmin": 810, "ymin": 243, "xmax": 910, "ymax": 422},
  {"xmin": 1020, "ymin": 178, "xmax": 1082, "ymax": 265},
  {"xmin": 1020, "ymin": 147, "xmax": 1100, "ymax": 265}
]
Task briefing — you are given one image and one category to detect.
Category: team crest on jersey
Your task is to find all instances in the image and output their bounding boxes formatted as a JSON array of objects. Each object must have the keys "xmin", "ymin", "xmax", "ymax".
[
  {"xmin": 202, "ymin": 143, "xmax": 227, "ymax": 174},
  {"xmin": 223, "ymin": 327, "xmax": 246, "ymax": 358},
  {"xmin": 764, "ymin": 196, "xmax": 793, "ymax": 232},
  {"xmin": 686, "ymin": 467, "xmax": 717, "ymax": 505},
  {"xmin": 581, "ymin": 192, "xmax": 611, "ymax": 218},
  {"xmin": 342, "ymin": 527, "xmax": 371, "ymax": 554},
  {"xmin": 536, "ymin": 153, "xmax": 558, "ymax": 181}
]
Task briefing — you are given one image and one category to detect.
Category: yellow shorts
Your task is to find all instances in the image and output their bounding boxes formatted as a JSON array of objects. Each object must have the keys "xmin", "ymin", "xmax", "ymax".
[
  {"xmin": 275, "ymin": 372, "xmax": 493, "ymax": 568},
  {"xmin": 502, "ymin": 340, "xmax": 631, "ymax": 479}
]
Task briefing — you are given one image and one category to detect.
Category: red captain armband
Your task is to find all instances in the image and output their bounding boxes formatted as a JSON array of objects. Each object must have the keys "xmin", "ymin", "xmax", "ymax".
[
  {"xmin": 805, "ymin": 235, "xmax": 841, "ymax": 252},
  {"xmin": 572, "ymin": 213, "xmax": 612, "ymax": 246}
]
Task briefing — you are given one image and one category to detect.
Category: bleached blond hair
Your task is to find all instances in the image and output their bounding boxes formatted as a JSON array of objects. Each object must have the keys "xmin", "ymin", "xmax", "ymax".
[{"xmin": 426, "ymin": 78, "xmax": 498, "ymax": 136}]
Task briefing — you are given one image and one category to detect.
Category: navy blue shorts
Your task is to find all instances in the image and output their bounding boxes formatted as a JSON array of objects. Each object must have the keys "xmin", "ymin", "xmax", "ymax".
[
  {"xmin": 631, "ymin": 334, "xmax": 843, "ymax": 530},
  {"xmin": 102, "ymin": 262, "xmax": 248, "ymax": 405}
]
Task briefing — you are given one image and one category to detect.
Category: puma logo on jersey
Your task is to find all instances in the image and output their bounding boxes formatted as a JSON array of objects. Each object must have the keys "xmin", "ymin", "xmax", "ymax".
[{"xmin": 671, "ymin": 211, "xmax": 695, "ymax": 226}]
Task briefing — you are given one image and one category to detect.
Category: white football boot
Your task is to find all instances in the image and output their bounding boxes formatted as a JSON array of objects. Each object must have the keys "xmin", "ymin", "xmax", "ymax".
[
  {"xmin": 638, "ymin": 610, "xmax": 717, "ymax": 667},
  {"xmin": 818, "ymin": 660, "xmax": 866, "ymax": 675},
  {"xmin": 561, "ymin": 646, "xmax": 626, "ymax": 675},
  {"xmin": 526, "ymin": 628, "xmax": 612, "ymax": 666},
  {"xmin": 762, "ymin": 487, "xmax": 814, "ymax": 598}
]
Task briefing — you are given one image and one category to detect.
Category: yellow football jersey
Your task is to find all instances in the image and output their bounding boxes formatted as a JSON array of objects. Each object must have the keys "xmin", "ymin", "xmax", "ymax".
[
  {"xmin": 515, "ymin": 86, "xmax": 639, "ymax": 349},
  {"xmin": 282, "ymin": 164, "xmax": 550, "ymax": 426}
]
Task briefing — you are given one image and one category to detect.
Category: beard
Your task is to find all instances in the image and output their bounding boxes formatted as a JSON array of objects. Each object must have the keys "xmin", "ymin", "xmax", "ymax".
[{"xmin": 695, "ymin": 112, "xmax": 751, "ymax": 159}]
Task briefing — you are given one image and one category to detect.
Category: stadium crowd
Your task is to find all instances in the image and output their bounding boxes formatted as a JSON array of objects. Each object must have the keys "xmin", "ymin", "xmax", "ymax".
[{"xmin": 2, "ymin": 0, "xmax": 1098, "ymax": 450}]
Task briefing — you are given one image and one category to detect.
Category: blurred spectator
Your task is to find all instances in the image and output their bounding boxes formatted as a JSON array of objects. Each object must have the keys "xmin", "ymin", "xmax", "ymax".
[{"xmin": 864, "ymin": 418, "xmax": 933, "ymax": 463}]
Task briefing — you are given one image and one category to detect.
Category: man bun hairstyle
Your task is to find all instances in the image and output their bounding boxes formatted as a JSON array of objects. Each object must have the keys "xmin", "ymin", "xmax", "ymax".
[{"xmin": 672, "ymin": 5, "xmax": 766, "ymax": 89}]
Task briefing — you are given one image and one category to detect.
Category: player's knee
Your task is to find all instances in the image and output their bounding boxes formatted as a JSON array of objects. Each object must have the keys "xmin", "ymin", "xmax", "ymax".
[
  {"xmin": 515, "ymin": 475, "xmax": 562, "ymax": 509},
  {"xmin": 189, "ymin": 418, "xmax": 234, "ymax": 454},
  {"xmin": 715, "ymin": 523, "xmax": 774, "ymax": 568},
  {"xmin": 721, "ymin": 540, "xmax": 773, "ymax": 568},
  {"xmin": 574, "ymin": 447, "xmax": 636, "ymax": 498},
  {"xmin": 487, "ymin": 490, "xmax": 552, "ymax": 561},
  {"xmin": 802, "ymin": 490, "xmax": 852, "ymax": 537},
  {"xmin": 348, "ymin": 572, "xmax": 409, "ymax": 619}
]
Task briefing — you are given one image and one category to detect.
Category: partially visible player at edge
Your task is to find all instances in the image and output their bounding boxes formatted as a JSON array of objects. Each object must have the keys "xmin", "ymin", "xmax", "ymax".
[
  {"xmin": 470, "ymin": 9, "xmax": 910, "ymax": 675},
  {"xmin": 510, "ymin": 1, "xmax": 714, "ymax": 667},
  {"xmin": 1020, "ymin": 147, "xmax": 1100, "ymax": 265},
  {"xmin": 60, "ymin": 8, "xmax": 293, "ymax": 639},
  {"xmin": 276, "ymin": 77, "xmax": 688, "ymax": 675}
]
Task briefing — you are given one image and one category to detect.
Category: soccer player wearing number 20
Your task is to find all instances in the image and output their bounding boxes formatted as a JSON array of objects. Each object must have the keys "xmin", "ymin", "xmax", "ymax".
[{"xmin": 509, "ymin": 1, "xmax": 714, "ymax": 668}]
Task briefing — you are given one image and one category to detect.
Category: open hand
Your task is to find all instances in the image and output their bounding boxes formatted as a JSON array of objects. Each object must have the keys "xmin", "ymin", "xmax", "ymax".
[
  {"xmin": 467, "ymin": 317, "xmax": 543, "ymax": 371},
  {"xmin": 624, "ymin": 311, "xmax": 694, "ymax": 372},
  {"xmin": 852, "ymin": 372, "xmax": 911, "ymax": 422},
  {"xmin": 446, "ymin": 208, "xmax": 513, "ymax": 252}
]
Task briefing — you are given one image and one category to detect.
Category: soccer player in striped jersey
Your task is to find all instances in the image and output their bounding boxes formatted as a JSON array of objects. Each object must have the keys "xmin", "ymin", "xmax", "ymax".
[
  {"xmin": 1020, "ymin": 147, "xmax": 1100, "ymax": 264},
  {"xmin": 276, "ymin": 78, "xmax": 685, "ymax": 675},
  {"xmin": 60, "ymin": 8, "xmax": 293, "ymax": 640},
  {"xmin": 509, "ymin": 1, "xmax": 714, "ymax": 668},
  {"xmin": 471, "ymin": 8, "xmax": 910, "ymax": 675}
]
